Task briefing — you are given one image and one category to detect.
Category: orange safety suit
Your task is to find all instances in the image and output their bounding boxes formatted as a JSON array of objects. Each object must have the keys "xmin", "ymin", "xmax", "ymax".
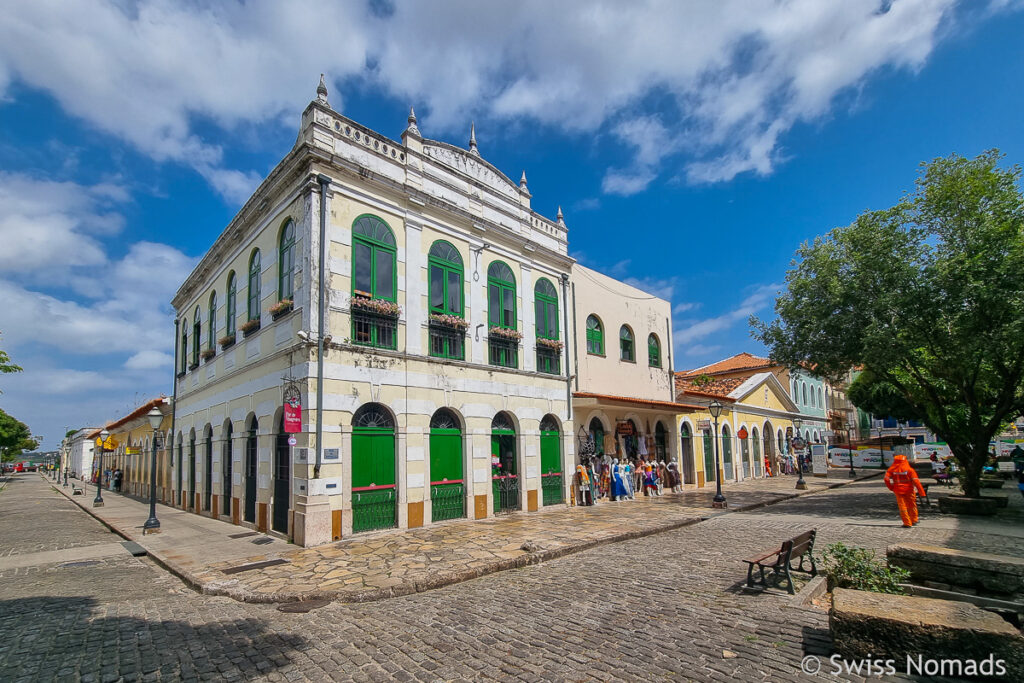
[{"xmin": 884, "ymin": 454, "xmax": 926, "ymax": 527}]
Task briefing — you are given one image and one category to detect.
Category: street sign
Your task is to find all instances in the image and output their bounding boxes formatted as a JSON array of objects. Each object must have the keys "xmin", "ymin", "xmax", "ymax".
[
  {"xmin": 697, "ymin": 419, "xmax": 711, "ymax": 430},
  {"xmin": 287, "ymin": 436, "xmax": 297, "ymax": 447}
]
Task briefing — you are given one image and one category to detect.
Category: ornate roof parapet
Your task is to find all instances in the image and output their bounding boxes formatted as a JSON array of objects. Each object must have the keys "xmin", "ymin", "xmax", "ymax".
[
  {"xmin": 519, "ymin": 170, "xmax": 531, "ymax": 208},
  {"xmin": 405, "ymin": 107, "xmax": 420, "ymax": 137},
  {"xmin": 402, "ymin": 106, "xmax": 423, "ymax": 153},
  {"xmin": 557, "ymin": 205, "xmax": 565, "ymax": 227},
  {"xmin": 468, "ymin": 122, "xmax": 479, "ymax": 156}
]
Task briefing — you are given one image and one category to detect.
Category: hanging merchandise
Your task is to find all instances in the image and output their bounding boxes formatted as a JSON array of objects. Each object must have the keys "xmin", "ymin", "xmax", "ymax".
[
  {"xmin": 603, "ymin": 434, "xmax": 616, "ymax": 456},
  {"xmin": 638, "ymin": 434, "xmax": 648, "ymax": 456}
]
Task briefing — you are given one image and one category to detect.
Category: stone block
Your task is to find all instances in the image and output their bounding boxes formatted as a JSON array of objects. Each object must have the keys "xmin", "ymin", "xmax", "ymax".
[
  {"xmin": 830, "ymin": 588, "xmax": 1024, "ymax": 679},
  {"xmin": 887, "ymin": 543, "xmax": 1024, "ymax": 595},
  {"xmin": 937, "ymin": 495, "xmax": 997, "ymax": 515},
  {"xmin": 293, "ymin": 495, "xmax": 332, "ymax": 548}
]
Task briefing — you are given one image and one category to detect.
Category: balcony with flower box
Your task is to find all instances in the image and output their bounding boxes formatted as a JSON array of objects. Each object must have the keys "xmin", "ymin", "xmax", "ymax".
[
  {"xmin": 488, "ymin": 326, "xmax": 521, "ymax": 369},
  {"xmin": 218, "ymin": 333, "xmax": 236, "ymax": 350},
  {"xmin": 270, "ymin": 298, "xmax": 293, "ymax": 321},
  {"xmin": 536, "ymin": 337, "xmax": 563, "ymax": 375},
  {"xmin": 429, "ymin": 314, "xmax": 467, "ymax": 360},
  {"xmin": 350, "ymin": 295, "xmax": 399, "ymax": 350},
  {"xmin": 200, "ymin": 348, "xmax": 216, "ymax": 363},
  {"xmin": 240, "ymin": 318, "xmax": 261, "ymax": 338}
]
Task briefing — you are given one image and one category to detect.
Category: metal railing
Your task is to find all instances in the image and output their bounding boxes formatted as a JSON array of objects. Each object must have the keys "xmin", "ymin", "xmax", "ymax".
[
  {"xmin": 541, "ymin": 472, "xmax": 563, "ymax": 506},
  {"xmin": 488, "ymin": 338, "xmax": 518, "ymax": 369},
  {"xmin": 430, "ymin": 482, "xmax": 465, "ymax": 522},
  {"xmin": 429, "ymin": 323, "xmax": 465, "ymax": 360},
  {"xmin": 352, "ymin": 487, "xmax": 397, "ymax": 533},
  {"xmin": 492, "ymin": 474, "xmax": 520, "ymax": 514},
  {"xmin": 352, "ymin": 310, "xmax": 397, "ymax": 350},
  {"xmin": 536, "ymin": 346, "xmax": 561, "ymax": 375}
]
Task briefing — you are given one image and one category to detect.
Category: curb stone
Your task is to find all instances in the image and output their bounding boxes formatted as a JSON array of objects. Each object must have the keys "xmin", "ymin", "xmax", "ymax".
[{"xmin": 53, "ymin": 470, "xmax": 881, "ymax": 604}]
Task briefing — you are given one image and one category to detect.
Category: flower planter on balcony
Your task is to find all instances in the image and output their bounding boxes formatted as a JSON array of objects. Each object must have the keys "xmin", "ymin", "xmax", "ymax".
[
  {"xmin": 350, "ymin": 295, "xmax": 401, "ymax": 318},
  {"xmin": 270, "ymin": 299, "xmax": 293, "ymax": 320},
  {"xmin": 176, "ymin": 370, "xmax": 186, "ymax": 379},
  {"xmin": 218, "ymin": 333, "xmax": 236, "ymax": 350},
  {"xmin": 429, "ymin": 313, "xmax": 469, "ymax": 331},
  {"xmin": 188, "ymin": 361, "xmax": 199, "ymax": 371},
  {"xmin": 240, "ymin": 319, "xmax": 261, "ymax": 337},
  {"xmin": 200, "ymin": 348, "xmax": 216, "ymax": 362}
]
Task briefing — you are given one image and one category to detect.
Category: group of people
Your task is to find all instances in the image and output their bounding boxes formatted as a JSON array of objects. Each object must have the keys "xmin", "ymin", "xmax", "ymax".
[
  {"xmin": 573, "ymin": 455, "xmax": 681, "ymax": 506},
  {"xmin": 92, "ymin": 467, "xmax": 123, "ymax": 492}
]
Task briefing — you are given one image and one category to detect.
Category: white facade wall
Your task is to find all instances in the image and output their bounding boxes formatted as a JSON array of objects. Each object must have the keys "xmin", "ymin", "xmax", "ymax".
[{"xmin": 69, "ymin": 429, "xmax": 96, "ymax": 478}]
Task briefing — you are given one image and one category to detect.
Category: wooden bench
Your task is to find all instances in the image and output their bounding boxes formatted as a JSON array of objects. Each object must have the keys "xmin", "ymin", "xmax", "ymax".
[
  {"xmin": 743, "ymin": 529, "xmax": 817, "ymax": 594},
  {"xmin": 71, "ymin": 484, "xmax": 84, "ymax": 496}
]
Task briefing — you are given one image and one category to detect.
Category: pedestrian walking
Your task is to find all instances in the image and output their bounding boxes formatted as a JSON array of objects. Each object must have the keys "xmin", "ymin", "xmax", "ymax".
[{"xmin": 884, "ymin": 454, "xmax": 926, "ymax": 527}]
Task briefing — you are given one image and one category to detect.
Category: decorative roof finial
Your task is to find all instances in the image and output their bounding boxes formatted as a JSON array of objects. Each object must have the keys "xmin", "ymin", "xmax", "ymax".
[
  {"xmin": 316, "ymin": 74, "xmax": 329, "ymax": 105},
  {"xmin": 556, "ymin": 205, "xmax": 565, "ymax": 226},
  {"xmin": 469, "ymin": 122, "xmax": 479, "ymax": 156},
  {"xmin": 405, "ymin": 106, "xmax": 420, "ymax": 136},
  {"xmin": 520, "ymin": 170, "xmax": 528, "ymax": 189}
]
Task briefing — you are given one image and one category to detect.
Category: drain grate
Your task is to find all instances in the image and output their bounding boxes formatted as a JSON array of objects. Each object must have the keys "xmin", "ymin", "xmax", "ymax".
[
  {"xmin": 228, "ymin": 531, "xmax": 258, "ymax": 539},
  {"xmin": 60, "ymin": 560, "xmax": 101, "ymax": 569},
  {"xmin": 221, "ymin": 558, "xmax": 288, "ymax": 575},
  {"xmin": 251, "ymin": 537, "xmax": 273, "ymax": 545}
]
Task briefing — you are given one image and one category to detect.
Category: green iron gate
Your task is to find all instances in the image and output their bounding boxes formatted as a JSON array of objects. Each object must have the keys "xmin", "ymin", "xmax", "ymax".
[
  {"xmin": 491, "ymin": 431, "xmax": 520, "ymax": 514},
  {"xmin": 540, "ymin": 424, "xmax": 563, "ymax": 506},
  {"xmin": 352, "ymin": 427, "xmax": 397, "ymax": 533},
  {"xmin": 703, "ymin": 431, "xmax": 715, "ymax": 483},
  {"xmin": 430, "ymin": 427, "xmax": 464, "ymax": 522}
]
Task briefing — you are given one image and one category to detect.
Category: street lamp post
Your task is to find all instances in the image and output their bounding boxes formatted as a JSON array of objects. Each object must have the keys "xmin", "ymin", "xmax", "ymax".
[
  {"xmin": 847, "ymin": 425, "xmax": 857, "ymax": 478},
  {"xmin": 793, "ymin": 418, "xmax": 806, "ymax": 490},
  {"xmin": 709, "ymin": 400, "xmax": 727, "ymax": 508},
  {"xmin": 143, "ymin": 406, "xmax": 163, "ymax": 535},
  {"xmin": 62, "ymin": 439, "xmax": 69, "ymax": 487},
  {"xmin": 94, "ymin": 429, "xmax": 108, "ymax": 508}
]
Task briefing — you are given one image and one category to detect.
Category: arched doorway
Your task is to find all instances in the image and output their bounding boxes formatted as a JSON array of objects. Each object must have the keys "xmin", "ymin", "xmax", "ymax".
[
  {"xmin": 351, "ymin": 403, "xmax": 397, "ymax": 533},
  {"xmin": 680, "ymin": 423, "xmax": 695, "ymax": 485},
  {"xmin": 175, "ymin": 435, "xmax": 183, "ymax": 507},
  {"xmin": 540, "ymin": 414, "xmax": 563, "ymax": 506},
  {"xmin": 703, "ymin": 428, "xmax": 715, "ymax": 483},
  {"xmin": 244, "ymin": 417, "xmax": 258, "ymax": 524},
  {"xmin": 740, "ymin": 427, "xmax": 751, "ymax": 479},
  {"xmin": 588, "ymin": 417, "xmax": 605, "ymax": 457},
  {"xmin": 654, "ymin": 421, "xmax": 668, "ymax": 462},
  {"xmin": 752, "ymin": 427, "xmax": 762, "ymax": 477},
  {"xmin": 721, "ymin": 425, "xmax": 734, "ymax": 480},
  {"xmin": 429, "ymin": 408, "xmax": 464, "ymax": 523},
  {"xmin": 763, "ymin": 422, "xmax": 775, "ymax": 475},
  {"xmin": 188, "ymin": 431, "xmax": 196, "ymax": 510},
  {"xmin": 273, "ymin": 415, "xmax": 290, "ymax": 534},
  {"xmin": 222, "ymin": 421, "xmax": 232, "ymax": 517},
  {"xmin": 204, "ymin": 427, "xmax": 213, "ymax": 512},
  {"xmin": 491, "ymin": 412, "xmax": 519, "ymax": 514}
]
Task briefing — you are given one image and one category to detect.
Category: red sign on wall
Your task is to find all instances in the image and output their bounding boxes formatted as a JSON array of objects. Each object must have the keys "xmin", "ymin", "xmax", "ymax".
[{"xmin": 284, "ymin": 399, "xmax": 302, "ymax": 433}]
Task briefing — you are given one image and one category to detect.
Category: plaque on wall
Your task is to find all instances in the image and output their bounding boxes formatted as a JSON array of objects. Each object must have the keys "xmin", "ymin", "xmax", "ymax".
[{"xmin": 323, "ymin": 448, "xmax": 339, "ymax": 460}]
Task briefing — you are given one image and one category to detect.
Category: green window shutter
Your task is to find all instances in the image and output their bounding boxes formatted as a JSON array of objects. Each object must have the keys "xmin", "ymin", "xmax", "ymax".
[
  {"xmin": 248, "ymin": 250, "xmax": 261, "ymax": 320},
  {"xmin": 586, "ymin": 315, "xmax": 603, "ymax": 354},
  {"xmin": 540, "ymin": 431, "xmax": 561, "ymax": 475},
  {"xmin": 226, "ymin": 274, "xmax": 236, "ymax": 336},
  {"xmin": 648, "ymin": 334, "xmax": 661, "ymax": 367}
]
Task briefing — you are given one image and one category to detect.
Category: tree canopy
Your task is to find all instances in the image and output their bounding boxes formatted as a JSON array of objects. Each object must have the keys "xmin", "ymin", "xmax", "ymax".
[
  {"xmin": 753, "ymin": 150, "xmax": 1024, "ymax": 497},
  {"xmin": 0, "ymin": 408, "xmax": 38, "ymax": 463}
]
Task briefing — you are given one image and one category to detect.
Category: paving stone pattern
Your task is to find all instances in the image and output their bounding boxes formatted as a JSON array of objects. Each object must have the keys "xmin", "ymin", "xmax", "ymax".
[{"xmin": 2, "ymin": 473, "xmax": 1023, "ymax": 681}]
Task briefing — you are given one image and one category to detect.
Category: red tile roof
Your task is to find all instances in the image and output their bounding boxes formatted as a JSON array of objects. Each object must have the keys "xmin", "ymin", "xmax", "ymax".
[
  {"xmin": 572, "ymin": 392, "xmax": 704, "ymax": 412},
  {"xmin": 87, "ymin": 397, "xmax": 168, "ymax": 439},
  {"xmin": 679, "ymin": 352, "xmax": 776, "ymax": 378},
  {"xmin": 674, "ymin": 376, "xmax": 745, "ymax": 399}
]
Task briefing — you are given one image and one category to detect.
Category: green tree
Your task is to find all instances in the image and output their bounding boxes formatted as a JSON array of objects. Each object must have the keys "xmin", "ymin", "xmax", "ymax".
[
  {"xmin": 753, "ymin": 150, "xmax": 1024, "ymax": 498},
  {"xmin": 847, "ymin": 370, "xmax": 921, "ymax": 424},
  {"xmin": 0, "ymin": 334, "xmax": 22, "ymax": 391},
  {"xmin": 0, "ymin": 409, "xmax": 38, "ymax": 463}
]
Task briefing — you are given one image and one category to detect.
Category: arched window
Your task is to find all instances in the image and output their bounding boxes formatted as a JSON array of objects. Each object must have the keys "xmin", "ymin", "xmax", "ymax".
[
  {"xmin": 589, "ymin": 417, "xmax": 605, "ymax": 456},
  {"xmin": 247, "ymin": 250, "xmax": 261, "ymax": 322},
  {"xmin": 180, "ymin": 323, "xmax": 188, "ymax": 373},
  {"xmin": 192, "ymin": 307, "xmax": 201, "ymax": 366},
  {"xmin": 428, "ymin": 240, "xmax": 465, "ymax": 360},
  {"xmin": 818, "ymin": 387, "xmax": 823, "ymax": 408},
  {"xmin": 648, "ymin": 333, "xmax": 661, "ymax": 368},
  {"xmin": 487, "ymin": 261, "xmax": 518, "ymax": 368},
  {"xmin": 491, "ymin": 412, "xmax": 515, "ymax": 432},
  {"xmin": 278, "ymin": 219, "xmax": 295, "ymax": 302},
  {"xmin": 534, "ymin": 278, "xmax": 558, "ymax": 340},
  {"xmin": 428, "ymin": 240, "xmax": 463, "ymax": 316},
  {"xmin": 802, "ymin": 382, "xmax": 808, "ymax": 405},
  {"xmin": 429, "ymin": 408, "xmax": 460, "ymax": 430},
  {"xmin": 351, "ymin": 214, "xmax": 396, "ymax": 301},
  {"xmin": 792, "ymin": 379, "xmax": 799, "ymax": 402},
  {"xmin": 619, "ymin": 325, "xmax": 635, "ymax": 362},
  {"xmin": 586, "ymin": 315, "xmax": 603, "ymax": 355},
  {"xmin": 487, "ymin": 261, "xmax": 516, "ymax": 329},
  {"xmin": 535, "ymin": 278, "xmax": 559, "ymax": 374},
  {"xmin": 207, "ymin": 291, "xmax": 217, "ymax": 351},
  {"xmin": 225, "ymin": 272, "xmax": 236, "ymax": 337}
]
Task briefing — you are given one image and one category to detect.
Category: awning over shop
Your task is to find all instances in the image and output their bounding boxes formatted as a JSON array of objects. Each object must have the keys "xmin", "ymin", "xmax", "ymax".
[{"xmin": 573, "ymin": 391, "xmax": 704, "ymax": 413}]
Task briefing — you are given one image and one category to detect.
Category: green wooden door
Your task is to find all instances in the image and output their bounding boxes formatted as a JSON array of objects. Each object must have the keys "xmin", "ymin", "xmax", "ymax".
[
  {"xmin": 430, "ymin": 429, "xmax": 464, "ymax": 522},
  {"xmin": 722, "ymin": 434, "xmax": 734, "ymax": 480},
  {"xmin": 703, "ymin": 431, "xmax": 715, "ymax": 483},
  {"xmin": 540, "ymin": 430, "xmax": 563, "ymax": 506},
  {"xmin": 352, "ymin": 428, "xmax": 396, "ymax": 533}
]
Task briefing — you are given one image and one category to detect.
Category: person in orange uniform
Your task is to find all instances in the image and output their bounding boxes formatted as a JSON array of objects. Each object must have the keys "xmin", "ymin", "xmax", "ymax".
[{"xmin": 884, "ymin": 454, "xmax": 926, "ymax": 527}]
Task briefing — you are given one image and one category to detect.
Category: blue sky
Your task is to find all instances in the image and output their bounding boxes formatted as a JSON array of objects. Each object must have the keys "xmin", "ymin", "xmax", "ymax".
[{"xmin": 1, "ymin": 0, "xmax": 1022, "ymax": 446}]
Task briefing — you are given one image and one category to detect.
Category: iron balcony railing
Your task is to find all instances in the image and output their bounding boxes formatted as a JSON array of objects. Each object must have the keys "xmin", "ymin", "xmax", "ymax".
[
  {"xmin": 488, "ymin": 337, "xmax": 518, "ymax": 369},
  {"xmin": 536, "ymin": 346, "xmax": 561, "ymax": 375},
  {"xmin": 492, "ymin": 474, "xmax": 520, "ymax": 514},
  {"xmin": 430, "ymin": 481, "xmax": 465, "ymax": 522},
  {"xmin": 352, "ymin": 310, "xmax": 398, "ymax": 350},
  {"xmin": 429, "ymin": 323, "xmax": 465, "ymax": 360},
  {"xmin": 352, "ymin": 486, "xmax": 397, "ymax": 533},
  {"xmin": 541, "ymin": 472, "xmax": 563, "ymax": 506}
]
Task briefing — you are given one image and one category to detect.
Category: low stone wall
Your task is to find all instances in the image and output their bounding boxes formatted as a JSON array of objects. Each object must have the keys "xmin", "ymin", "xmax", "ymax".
[
  {"xmin": 887, "ymin": 543, "xmax": 1024, "ymax": 596},
  {"xmin": 830, "ymin": 588, "xmax": 1024, "ymax": 679}
]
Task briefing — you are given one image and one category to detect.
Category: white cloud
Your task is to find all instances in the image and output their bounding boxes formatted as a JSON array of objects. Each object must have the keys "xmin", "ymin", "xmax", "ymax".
[
  {"xmin": 673, "ymin": 302, "xmax": 699, "ymax": 315},
  {"xmin": 683, "ymin": 343, "xmax": 722, "ymax": 358},
  {"xmin": 622, "ymin": 276, "xmax": 676, "ymax": 301},
  {"xmin": 124, "ymin": 350, "xmax": 174, "ymax": 370},
  {"xmin": 0, "ymin": 0, "xmax": 992, "ymax": 200},
  {"xmin": 674, "ymin": 283, "xmax": 781, "ymax": 345}
]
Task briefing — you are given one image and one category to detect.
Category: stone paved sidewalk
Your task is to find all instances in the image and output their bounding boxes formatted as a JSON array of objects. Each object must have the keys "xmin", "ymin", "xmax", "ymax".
[{"xmin": 53, "ymin": 469, "xmax": 880, "ymax": 604}]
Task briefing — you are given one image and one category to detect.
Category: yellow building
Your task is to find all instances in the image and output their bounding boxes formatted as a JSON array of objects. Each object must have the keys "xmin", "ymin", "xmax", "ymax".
[
  {"xmin": 89, "ymin": 397, "xmax": 173, "ymax": 500},
  {"xmin": 676, "ymin": 372, "xmax": 800, "ymax": 487}
]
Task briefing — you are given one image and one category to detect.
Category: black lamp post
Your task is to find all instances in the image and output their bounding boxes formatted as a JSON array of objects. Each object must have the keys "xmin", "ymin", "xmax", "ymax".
[
  {"xmin": 93, "ymin": 429, "xmax": 108, "ymax": 507},
  {"xmin": 62, "ymin": 439, "xmax": 69, "ymax": 487},
  {"xmin": 143, "ymin": 406, "xmax": 163, "ymax": 534},
  {"xmin": 709, "ymin": 400, "xmax": 727, "ymax": 508},
  {"xmin": 847, "ymin": 425, "xmax": 857, "ymax": 477},
  {"xmin": 793, "ymin": 418, "xmax": 806, "ymax": 490}
]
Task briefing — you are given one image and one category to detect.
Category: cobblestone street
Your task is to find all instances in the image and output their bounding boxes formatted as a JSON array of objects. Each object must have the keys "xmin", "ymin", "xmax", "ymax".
[{"xmin": 2, "ymin": 473, "xmax": 1022, "ymax": 681}]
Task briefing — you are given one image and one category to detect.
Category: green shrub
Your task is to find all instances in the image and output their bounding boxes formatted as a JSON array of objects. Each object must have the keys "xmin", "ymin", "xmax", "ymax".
[{"xmin": 822, "ymin": 542, "xmax": 910, "ymax": 594}]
